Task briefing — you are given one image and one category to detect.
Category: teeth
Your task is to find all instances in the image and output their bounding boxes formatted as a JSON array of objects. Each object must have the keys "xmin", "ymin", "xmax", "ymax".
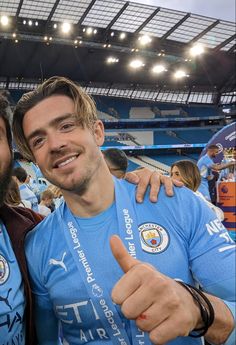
[{"xmin": 58, "ymin": 156, "xmax": 77, "ymax": 168}]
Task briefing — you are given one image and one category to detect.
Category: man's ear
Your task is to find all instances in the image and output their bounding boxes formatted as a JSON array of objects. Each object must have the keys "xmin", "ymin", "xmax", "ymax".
[{"xmin": 93, "ymin": 120, "xmax": 105, "ymax": 146}]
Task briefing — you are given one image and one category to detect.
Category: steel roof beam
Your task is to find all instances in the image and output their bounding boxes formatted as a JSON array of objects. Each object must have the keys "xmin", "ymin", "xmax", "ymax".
[
  {"xmin": 161, "ymin": 13, "xmax": 190, "ymax": 40},
  {"xmin": 214, "ymin": 34, "xmax": 236, "ymax": 51},
  {"xmin": 16, "ymin": 0, "xmax": 24, "ymax": 18},
  {"xmin": 134, "ymin": 7, "xmax": 161, "ymax": 34},
  {"xmin": 188, "ymin": 20, "xmax": 220, "ymax": 45},
  {"xmin": 78, "ymin": 0, "xmax": 97, "ymax": 25},
  {"xmin": 46, "ymin": 0, "xmax": 61, "ymax": 23},
  {"xmin": 105, "ymin": 2, "xmax": 129, "ymax": 31}
]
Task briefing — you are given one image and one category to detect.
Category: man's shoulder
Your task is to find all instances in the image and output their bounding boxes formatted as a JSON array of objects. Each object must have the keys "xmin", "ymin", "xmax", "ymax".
[
  {"xmin": 30, "ymin": 205, "xmax": 60, "ymax": 235},
  {"xmin": 140, "ymin": 184, "xmax": 198, "ymax": 210}
]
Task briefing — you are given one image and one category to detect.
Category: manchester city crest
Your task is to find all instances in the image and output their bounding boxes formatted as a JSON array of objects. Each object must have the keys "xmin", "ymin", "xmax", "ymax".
[
  {"xmin": 139, "ymin": 223, "xmax": 169, "ymax": 254},
  {"xmin": 0, "ymin": 254, "xmax": 10, "ymax": 285}
]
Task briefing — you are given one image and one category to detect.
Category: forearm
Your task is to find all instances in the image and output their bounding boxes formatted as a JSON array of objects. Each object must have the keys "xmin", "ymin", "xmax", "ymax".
[
  {"xmin": 213, "ymin": 162, "xmax": 235, "ymax": 171},
  {"xmin": 204, "ymin": 293, "xmax": 235, "ymax": 345}
]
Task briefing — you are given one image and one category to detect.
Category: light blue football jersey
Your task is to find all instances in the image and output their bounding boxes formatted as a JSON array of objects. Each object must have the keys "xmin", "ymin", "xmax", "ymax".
[
  {"xmin": 25, "ymin": 180, "xmax": 236, "ymax": 345},
  {"xmin": 197, "ymin": 154, "xmax": 214, "ymax": 200},
  {"xmin": 19, "ymin": 184, "xmax": 39, "ymax": 212},
  {"xmin": 0, "ymin": 222, "xmax": 25, "ymax": 344}
]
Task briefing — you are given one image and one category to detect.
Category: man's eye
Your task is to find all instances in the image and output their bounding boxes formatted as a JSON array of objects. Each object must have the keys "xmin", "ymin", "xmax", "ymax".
[
  {"xmin": 61, "ymin": 123, "xmax": 75, "ymax": 130},
  {"xmin": 32, "ymin": 137, "xmax": 44, "ymax": 148}
]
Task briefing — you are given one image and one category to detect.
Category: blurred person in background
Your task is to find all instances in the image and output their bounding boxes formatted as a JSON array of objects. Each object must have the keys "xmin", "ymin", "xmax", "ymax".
[
  {"xmin": 12, "ymin": 166, "xmax": 39, "ymax": 212},
  {"xmin": 170, "ymin": 160, "xmax": 224, "ymax": 221},
  {"xmin": 103, "ymin": 148, "xmax": 128, "ymax": 178},
  {"xmin": 197, "ymin": 145, "xmax": 235, "ymax": 202},
  {"xmin": 38, "ymin": 189, "xmax": 54, "ymax": 216},
  {"xmin": 47, "ymin": 184, "xmax": 64, "ymax": 209}
]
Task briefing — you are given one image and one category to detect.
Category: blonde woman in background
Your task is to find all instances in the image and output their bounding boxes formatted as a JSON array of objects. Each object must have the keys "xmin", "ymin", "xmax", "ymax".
[{"xmin": 170, "ymin": 160, "xmax": 224, "ymax": 221}]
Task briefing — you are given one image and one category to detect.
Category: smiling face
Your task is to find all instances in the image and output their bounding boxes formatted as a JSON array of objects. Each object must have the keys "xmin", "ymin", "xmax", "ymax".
[
  {"xmin": 22, "ymin": 95, "xmax": 105, "ymax": 195},
  {"xmin": 0, "ymin": 117, "xmax": 12, "ymax": 205}
]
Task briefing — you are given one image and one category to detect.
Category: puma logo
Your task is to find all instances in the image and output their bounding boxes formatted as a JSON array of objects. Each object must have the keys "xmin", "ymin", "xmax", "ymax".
[
  {"xmin": 0, "ymin": 288, "xmax": 12, "ymax": 310},
  {"xmin": 49, "ymin": 252, "xmax": 67, "ymax": 272}
]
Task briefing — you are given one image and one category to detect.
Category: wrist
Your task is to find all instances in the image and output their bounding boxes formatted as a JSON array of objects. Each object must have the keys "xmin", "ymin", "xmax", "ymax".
[{"xmin": 176, "ymin": 281, "xmax": 215, "ymax": 337}]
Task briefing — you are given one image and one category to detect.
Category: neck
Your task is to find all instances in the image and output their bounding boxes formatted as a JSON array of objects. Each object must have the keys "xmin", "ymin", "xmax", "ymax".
[{"xmin": 62, "ymin": 164, "xmax": 115, "ymax": 218}]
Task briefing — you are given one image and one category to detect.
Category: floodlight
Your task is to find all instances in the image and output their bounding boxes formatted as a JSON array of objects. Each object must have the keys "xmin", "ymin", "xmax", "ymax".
[
  {"xmin": 174, "ymin": 70, "xmax": 187, "ymax": 79},
  {"xmin": 107, "ymin": 57, "xmax": 119, "ymax": 64},
  {"xmin": 190, "ymin": 44, "xmax": 204, "ymax": 56},
  {"xmin": 152, "ymin": 64, "xmax": 166, "ymax": 74},
  {"xmin": 53, "ymin": 23, "xmax": 57, "ymax": 29},
  {"xmin": 93, "ymin": 29, "xmax": 97, "ymax": 34},
  {"xmin": 119, "ymin": 32, "xmax": 126, "ymax": 40},
  {"xmin": 35, "ymin": 21, "xmax": 38, "ymax": 26},
  {"xmin": 129, "ymin": 59, "xmax": 144, "ymax": 69},
  {"xmin": 1, "ymin": 15, "xmax": 9, "ymax": 26},
  {"xmin": 138, "ymin": 35, "xmax": 152, "ymax": 46},
  {"xmin": 110, "ymin": 32, "xmax": 114, "ymax": 37},
  {"xmin": 86, "ymin": 27, "xmax": 93, "ymax": 35},
  {"xmin": 61, "ymin": 22, "xmax": 71, "ymax": 34},
  {"xmin": 28, "ymin": 20, "xmax": 33, "ymax": 26}
]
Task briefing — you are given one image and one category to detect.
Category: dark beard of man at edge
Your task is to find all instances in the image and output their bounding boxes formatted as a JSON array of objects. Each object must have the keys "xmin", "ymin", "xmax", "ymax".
[
  {"xmin": 0, "ymin": 96, "xmax": 13, "ymax": 206},
  {"xmin": 0, "ymin": 160, "xmax": 13, "ymax": 206}
]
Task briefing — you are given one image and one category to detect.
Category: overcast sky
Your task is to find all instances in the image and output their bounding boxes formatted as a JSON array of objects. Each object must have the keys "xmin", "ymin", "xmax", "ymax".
[{"xmin": 131, "ymin": 0, "xmax": 235, "ymax": 22}]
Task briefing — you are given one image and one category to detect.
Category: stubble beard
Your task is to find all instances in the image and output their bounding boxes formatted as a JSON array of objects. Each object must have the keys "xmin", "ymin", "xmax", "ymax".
[{"xmin": 54, "ymin": 155, "xmax": 102, "ymax": 197}]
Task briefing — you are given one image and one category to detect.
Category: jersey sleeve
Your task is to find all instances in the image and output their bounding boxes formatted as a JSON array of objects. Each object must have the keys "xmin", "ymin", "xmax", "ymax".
[
  {"xmin": 181, "ymin": 191, "xmax": 235, "ymax": 344},
  {"xmin": 25, "ymin": 228, "xmax": 61, "ymax": 345}
]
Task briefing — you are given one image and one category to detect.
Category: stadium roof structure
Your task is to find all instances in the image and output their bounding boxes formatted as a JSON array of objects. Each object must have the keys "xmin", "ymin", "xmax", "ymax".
[{"xmin": 0, "ymin": 0, "xmax": 235, "ymax": 105}]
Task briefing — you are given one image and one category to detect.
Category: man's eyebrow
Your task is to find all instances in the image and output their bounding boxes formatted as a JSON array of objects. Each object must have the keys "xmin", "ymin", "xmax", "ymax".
[{"xmin": 26, "ymin": 113, "xmax": 77, "ymax": 143}]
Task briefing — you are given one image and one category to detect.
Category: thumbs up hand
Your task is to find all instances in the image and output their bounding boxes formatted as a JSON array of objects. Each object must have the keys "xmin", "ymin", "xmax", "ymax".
[{"xmin": 110, "ymin": 235, "xmax": 202, "ymax": 345}]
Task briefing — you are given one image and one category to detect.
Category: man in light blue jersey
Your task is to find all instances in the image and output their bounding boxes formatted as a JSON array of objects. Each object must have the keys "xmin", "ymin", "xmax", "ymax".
[
  {"xmin": 197, "ymin": 145, "xmax": 235, "ymax": 201},
  {"xmin": 0, "ymin": 93, "xmax": 173, "ymax": 345},
  {"xmin": 13, "ymin": 77, "xmax": 235, "ymax": 345}
]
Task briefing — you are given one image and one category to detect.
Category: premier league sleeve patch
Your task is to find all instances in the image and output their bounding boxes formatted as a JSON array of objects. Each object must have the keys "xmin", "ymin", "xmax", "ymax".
[
  {"xmin": 0, "ymin": 254, "xmax": 10, "ymax": 285},
  {"xmin": 139, "ymin": 223, "xmax": 170, "ymax": 254}
]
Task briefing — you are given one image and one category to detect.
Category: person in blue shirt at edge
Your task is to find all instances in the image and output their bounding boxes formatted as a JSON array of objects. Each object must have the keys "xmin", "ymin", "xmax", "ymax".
[
  {"xmin": 12, "ymin": 76, "xmax": 235, "ymax": 345},
  {"xmin": 197, "ymin": 145, "xmax": 235, "ymax": 201},
  {"xmin": 0, "ymin": 93, "xmax": 176, "ymax": 345},
  {"xmin": 0, "ymin": 94, "xmax": 44, "ymax": 345}
]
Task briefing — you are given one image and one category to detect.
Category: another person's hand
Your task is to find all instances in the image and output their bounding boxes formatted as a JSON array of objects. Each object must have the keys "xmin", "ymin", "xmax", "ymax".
[
  {"xmin": 125, "ymin": 168, "xmax": 183, "ymax": 203},
  {"xmin": 110, "ymin": 236, "xmax": 202, "ymax": 344}
]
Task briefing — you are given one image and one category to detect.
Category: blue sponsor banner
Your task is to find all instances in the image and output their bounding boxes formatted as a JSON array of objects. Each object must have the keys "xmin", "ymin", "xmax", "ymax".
[{"xmin": 101, "ymin": 143, "xmax": 205, "ymax": 151}]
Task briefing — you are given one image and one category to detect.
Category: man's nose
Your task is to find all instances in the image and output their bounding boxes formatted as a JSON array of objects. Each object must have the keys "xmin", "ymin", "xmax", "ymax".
[{"xmin": 48, "ymin": 133, "xmax": 67, "ymax": 152}]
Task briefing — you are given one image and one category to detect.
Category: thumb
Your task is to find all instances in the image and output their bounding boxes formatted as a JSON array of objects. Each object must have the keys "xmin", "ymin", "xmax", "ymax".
[{"xmin": 110, "ymin": 235, "xmax": 140, "ymax": 273}]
